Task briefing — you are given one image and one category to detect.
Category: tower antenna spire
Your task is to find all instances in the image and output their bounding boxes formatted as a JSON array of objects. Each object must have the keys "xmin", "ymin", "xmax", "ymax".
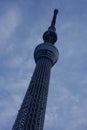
[
  {"xmin": 51, "ymin": 9, "xmax": 58, "ymax": 28},
  {"xmin": 43, "ymin": 9, "xmax": 59, "ymax": 44}
]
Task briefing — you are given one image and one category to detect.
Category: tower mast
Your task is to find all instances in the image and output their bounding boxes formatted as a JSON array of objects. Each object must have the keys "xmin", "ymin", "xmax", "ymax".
[{"xmin": 12, "ymin": 9, "xmax": 59, "ymax": 130}]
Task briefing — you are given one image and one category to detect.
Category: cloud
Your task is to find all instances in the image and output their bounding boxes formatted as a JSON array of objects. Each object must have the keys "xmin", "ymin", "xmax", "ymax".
[
  {"xmin": 44, "ymin": 83, "xmax": 87, "ymax": 130},
  {"xmin": 0, "ymin": 5, "xmax": 21, "ymax": 47},
  {"xmin": 0, "ymin": 75, "xmax": 29, "ymax": 129}
]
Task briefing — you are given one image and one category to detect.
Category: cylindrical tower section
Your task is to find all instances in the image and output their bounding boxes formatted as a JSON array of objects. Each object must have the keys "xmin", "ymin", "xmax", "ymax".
[
  {"xmin": 12, "ymin": 43, "xmax": 59, "ymax": 130},
  {"xmin": 34, "ymin": 43, "xmax": 59, "ymax": 66}
]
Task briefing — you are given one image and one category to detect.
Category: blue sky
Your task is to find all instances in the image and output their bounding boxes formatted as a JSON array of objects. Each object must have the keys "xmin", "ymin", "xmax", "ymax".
[{"xmin": 0, "ymin": 0, "xmax": 87, "ymax": 130}]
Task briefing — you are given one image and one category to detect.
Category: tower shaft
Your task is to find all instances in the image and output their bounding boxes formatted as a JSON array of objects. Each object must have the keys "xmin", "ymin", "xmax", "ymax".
[
  {"xmin": 13, "ymin": 58, "xmax": 52, "ymax": 130},
  {"xmin": 12, "ymin": 43, "xmax": 59, "ymax": 130},
  {"xmin": 12, "ymin": 9, "xmax": 59, "ymax": 130}
]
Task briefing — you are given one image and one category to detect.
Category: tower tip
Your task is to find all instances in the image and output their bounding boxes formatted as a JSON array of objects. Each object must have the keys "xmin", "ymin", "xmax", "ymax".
[
  {"xmin": 54, "ymin": 9, "xmax": 59, "ymax": 15},
  {"xmin": 43, "ymin": 9, "xmax": 59, "ymax": 44},
  {"xmin": 50, "ymin": 9, "xmax": 58, "ymax": 28}
]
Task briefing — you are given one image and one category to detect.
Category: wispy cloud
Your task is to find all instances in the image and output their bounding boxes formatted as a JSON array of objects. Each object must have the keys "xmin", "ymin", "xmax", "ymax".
[
  {"xmin": 44, "ymin": 81, "xmax": 87, "ymax": 130},
  {"xmin": 0, "ymin": 5, "xmax": 21, "ymax": 49},
  {"xmin": 0, "ymin": 75, "xmax": 29, "ymax": 129}
]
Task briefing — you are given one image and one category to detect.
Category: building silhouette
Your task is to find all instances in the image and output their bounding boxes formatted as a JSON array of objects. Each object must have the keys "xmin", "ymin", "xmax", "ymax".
[{"xmin": 12, "ymin": 9, "xmax": 59, "ymax": 130}]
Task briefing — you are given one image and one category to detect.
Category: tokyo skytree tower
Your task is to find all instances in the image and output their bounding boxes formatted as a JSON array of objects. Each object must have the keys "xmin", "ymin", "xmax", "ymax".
[{"xmin": 12, "ymin": 9, "xmax": 59, "ymax": 130}]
